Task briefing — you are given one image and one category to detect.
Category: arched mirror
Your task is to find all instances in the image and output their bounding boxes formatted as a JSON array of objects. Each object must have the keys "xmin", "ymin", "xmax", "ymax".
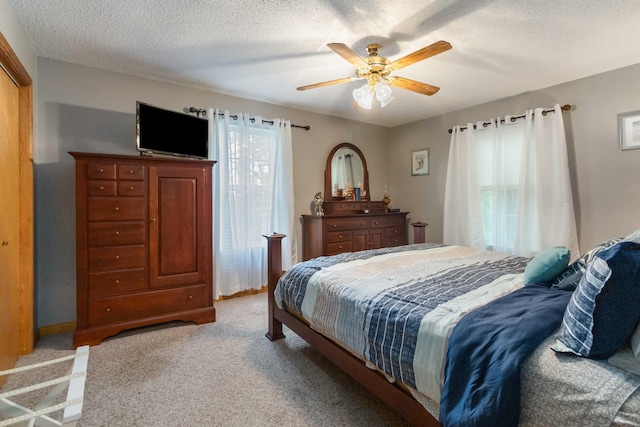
[{"xmin": 324, "ymin": 143, "xmax": 369, "ymax": 200}]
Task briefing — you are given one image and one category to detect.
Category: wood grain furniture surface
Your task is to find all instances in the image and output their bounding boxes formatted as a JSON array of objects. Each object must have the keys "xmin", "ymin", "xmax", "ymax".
[
  {"xmin": 302, "ymin": 201, "xmax": 408, "ymax": 261},
  {"xmin": 71, "ymin": 152, "xmax": 215, "ymax": 347}
]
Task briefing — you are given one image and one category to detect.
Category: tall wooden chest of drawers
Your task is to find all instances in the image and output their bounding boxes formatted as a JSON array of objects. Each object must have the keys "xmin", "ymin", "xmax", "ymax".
[{"xmin": 70, "ymin": 152, "xmax": 216, "ymax": 347}]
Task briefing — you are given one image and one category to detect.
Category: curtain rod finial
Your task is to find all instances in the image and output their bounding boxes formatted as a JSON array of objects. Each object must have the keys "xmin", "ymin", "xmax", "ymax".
[{"xmin": 188, "ymin": 107, "xmax": 206, "ymax": 117}]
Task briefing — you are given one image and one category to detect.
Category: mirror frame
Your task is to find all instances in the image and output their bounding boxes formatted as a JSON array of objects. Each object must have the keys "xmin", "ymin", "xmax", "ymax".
[{"xmin": 324, "ymin": 142, "xmax": 370, "ymax": 201}]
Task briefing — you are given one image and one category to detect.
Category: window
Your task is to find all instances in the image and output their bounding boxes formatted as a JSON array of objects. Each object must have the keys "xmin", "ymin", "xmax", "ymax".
[
  {"xmin": 476, "ymin": 123, "xmax": 524, "ymax": 252},
  {"xmin": 226, "ymin": 127, "xmax": 272, "ymax": 247},
  {"xmin": 212, "ymin": 111, "xmax": 296, "ymax": 298},
  {"xmin": 444, "ymin": 105, "xmax": 578, "ymax": 258}
]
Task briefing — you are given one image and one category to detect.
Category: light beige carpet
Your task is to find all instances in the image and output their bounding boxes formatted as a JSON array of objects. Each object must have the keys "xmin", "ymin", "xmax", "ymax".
[{"xmin": 2, "ymin": 293, "xmax": 410, "ymax": 426}]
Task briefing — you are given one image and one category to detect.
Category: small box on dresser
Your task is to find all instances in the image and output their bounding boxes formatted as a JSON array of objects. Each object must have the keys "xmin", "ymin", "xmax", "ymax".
[{"xmin": 70, "ymin": 152, "xmax": 216, "ymax": 347}]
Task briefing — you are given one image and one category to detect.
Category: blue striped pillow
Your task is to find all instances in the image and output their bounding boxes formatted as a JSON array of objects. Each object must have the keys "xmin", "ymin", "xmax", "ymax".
[
  {"xmin": 551, "ymin": 238, "xmax": 622, "ymax": 291},
  {"xmin": 553, "ymin": 241, "xmax": 640, "ymax": 359}
]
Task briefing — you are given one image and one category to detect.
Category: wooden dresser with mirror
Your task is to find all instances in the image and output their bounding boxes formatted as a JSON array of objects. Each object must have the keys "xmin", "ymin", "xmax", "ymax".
[{"xmin": 301, "ymin": 143, "xmax": 413, "ymax": 261}]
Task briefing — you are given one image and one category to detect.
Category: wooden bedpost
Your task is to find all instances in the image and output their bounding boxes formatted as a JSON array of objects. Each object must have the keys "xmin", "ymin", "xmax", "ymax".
[{"xmin": 263, "ymin": 233, "xmax": 286, "ymax": 341}]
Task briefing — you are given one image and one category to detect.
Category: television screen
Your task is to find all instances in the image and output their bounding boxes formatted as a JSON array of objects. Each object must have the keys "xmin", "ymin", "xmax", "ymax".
[{"xmin": 136, "ymin": 102, "xmax": 209, "ymax": 159}]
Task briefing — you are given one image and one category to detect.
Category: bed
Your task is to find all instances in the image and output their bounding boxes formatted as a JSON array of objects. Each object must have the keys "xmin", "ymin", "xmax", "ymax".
[{"xmin": 264, "ymin": 233, "xmax": 640, "ymax": 426}]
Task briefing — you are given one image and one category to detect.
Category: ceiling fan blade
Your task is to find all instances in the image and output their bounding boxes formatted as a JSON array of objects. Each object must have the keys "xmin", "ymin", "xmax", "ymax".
[
  {"xmin": 297, "ymin": 77, "xmax": 360, "ymax": 91},
  {"xmin": 388, "ymin": 76, "xmax": 440, "ymax": 96},
  {"xmin": 386, "ymin": 40, "xmax": 452, "ymax": 72},
  {"xmin": 327, "ymin": 43, "xmax": 370, "ymax": 70}
]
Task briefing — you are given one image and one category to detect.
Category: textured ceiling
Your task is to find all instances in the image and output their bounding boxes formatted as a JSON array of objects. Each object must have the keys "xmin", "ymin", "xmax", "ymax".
[{"xmin": 9, "ymin": 0, "xmax": 640, "ymax": 127}]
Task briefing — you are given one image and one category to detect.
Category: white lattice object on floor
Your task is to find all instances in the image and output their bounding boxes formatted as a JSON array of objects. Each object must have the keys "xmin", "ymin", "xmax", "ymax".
[{"xmin": 0, "ymin": 345, "xmax": 89, "ymax": 427}]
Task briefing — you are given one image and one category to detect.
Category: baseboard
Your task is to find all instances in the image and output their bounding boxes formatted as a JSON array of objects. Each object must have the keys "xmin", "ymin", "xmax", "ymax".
[
  {"xmin": 217, "ymin": 286, "xmax": 267, "ymax": 300},
  {"xmin": 36, "ymin": 292, "xmax": 261, "ymax": 336},
  {"xmin": 39, "ymin": 321, "xmax": 76, "ymax": 336}
]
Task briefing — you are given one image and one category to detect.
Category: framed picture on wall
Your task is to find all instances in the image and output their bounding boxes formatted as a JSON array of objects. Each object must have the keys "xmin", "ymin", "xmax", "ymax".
[
  {"xmin": 411, "ymin": 148, "xmax": 430, "ymax": 176},
  {"xmin": 619, "ymin": 110, "xmax": 640, "ymax": 150}
]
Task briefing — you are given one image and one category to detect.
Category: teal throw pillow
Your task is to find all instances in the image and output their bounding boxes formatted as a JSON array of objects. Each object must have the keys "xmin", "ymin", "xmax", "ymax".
[{"xmin": 524, "ymin": 246, "xmax": 570, "ymax": 285}]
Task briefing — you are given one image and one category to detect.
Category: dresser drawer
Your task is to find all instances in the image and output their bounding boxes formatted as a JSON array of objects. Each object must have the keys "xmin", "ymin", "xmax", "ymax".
[
  {"xmin": 88, "ymin": 180, "xmax": 117, "ymax": 196},
  {"xmin": 88, "ymin": 245, "xmax": 145, "ymax": 273},
  {"xmin": 384, "ymin": 227, "xmax": 404, "ymax": 238},
  {"xmin": 87, "ymin": 162, "xmax": 116, "ymax": 180},
  {"xmin": 327, "ymin": 231, "xmax": 352, "ymax": 243},
  {"xmin": 330, "ymin": 202, "xmax": 364, "ymax": 212},
  {"xmin": 87, "ymin": 284, "xmax": 207, "ymax": 326},
  {"xmin": 88, "ymin": 268, "xmax": 146, "ymax": 298},
  {"xmin": 385, "ymin": 237, "xmax": 406, "ymax": 247},
  {"xmin": 118, "ymin": 164, "xmax": 145, "ymax": 180},
  {"xmin": 88, "ymin": 221, "xmax": 145, "ymax": 247},
  {"xmin": 118, "ymin": 181, "xmax": 145, "ymax": 196},
  {"xmin": 359, "ymin": 202, "xmax": 386, "ymax": 211},
  {"xmin": 385, "ymin": 232, "xmax": 406, "ymax": 247},
  {"xmin": 88, "ymin": 197, "xmax": 145, "ymax": 221},
  {"xmin": 371, "ymin": 216, "xmax": 406, "ymax": 228},
  {"xmin": 326, "ymin": 218, "xmax": 369, "ymax": 231},
  {"xmin": 327, "ymin": 241, "xmax": 353, "ymax": 255}
]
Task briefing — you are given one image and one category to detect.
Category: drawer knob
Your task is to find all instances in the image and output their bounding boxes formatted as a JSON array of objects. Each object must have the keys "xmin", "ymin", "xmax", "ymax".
[
  {"xmin": 115, "ymin": 279, "xmax": 120, "ymax": 284},
  {"xmin": 128, "ymin": 186, "xmax": 134, "ymax": 190},
  {"xmin": 338, "ymin": 245, "xmax": 343, "ymax": 249},
  {"xmin": 99, "ymin": 185, "xmax": 105, "ymax": 190},
  {"xmin": 129, "ymin": 170, "xmax": 134, "ymax": 174},
  {"xmin": 338, "ymin": 234, "xmax": 343, "ymax": 239},
  {"xmin": 115, "ymin": 231, "xmax": 120, "ymax": 235},
  {"xmin": 99, "ymin": 168, "xmax": 104, "ymax": 173},
  {"xmin": 106, "ymin": 307, "xmax": 111, "ymax": 312},
  {"xmin": 114, "ymin": 207, "xmax": 120, "ymax": 211},
  {"xmin": 115, "ymin": 255, "xmax": 120, "ymax": 260},
  {"xmin": 361, "ymin": 222, "xmax": 365, "ymax": 226},
  {"xmin": 332, "ymin": 224, "xmax": 337, "ymax": 228},
  {"xmin": 188, "ymin": 295, "xmax": 193, "ymax": 300},
  {"xmin": 374, "ymin": 221, "xmax": 379, "ymax": 225}
]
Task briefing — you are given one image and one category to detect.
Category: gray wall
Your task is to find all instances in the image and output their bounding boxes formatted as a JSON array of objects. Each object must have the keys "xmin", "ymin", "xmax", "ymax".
[
  {"xmin": 35, "ymin": 58, "xmax": 391, "ymax": 327},
  {"xmin": 6, "ymin": 2, "xmax": 640, "ymax": 328},
  {"xmin": 391, "ymin": 63, "xmax": 640, "ymax": 252}
]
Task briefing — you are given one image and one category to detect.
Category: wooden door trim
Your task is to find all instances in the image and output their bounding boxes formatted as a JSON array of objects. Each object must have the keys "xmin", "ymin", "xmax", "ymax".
[{"xmin": 0, "ymin": 31, "xmax": 35, "ymax": 355}]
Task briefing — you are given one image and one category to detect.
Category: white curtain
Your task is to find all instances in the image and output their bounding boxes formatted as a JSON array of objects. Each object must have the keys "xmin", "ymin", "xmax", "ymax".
[
  {"xmin": 209, "ymin": 109, "xmax": 297, "ymax": 298},
  {"xmin": 443, "ymin": 104, "xmax": 579, "ymax": 259}
]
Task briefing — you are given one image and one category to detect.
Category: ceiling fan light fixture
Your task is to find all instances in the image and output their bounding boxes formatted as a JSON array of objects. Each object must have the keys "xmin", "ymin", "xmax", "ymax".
[
  {"xmin": 380, "ymin": 95, "xmax": 394, "ymax": 108},
  {"xmin": 374, "ymin": 81, "xmax": 393, "ymax": 108},
  {"xmin": 353, "ymin": 84, "xmax": 373, "ymax": 109}
]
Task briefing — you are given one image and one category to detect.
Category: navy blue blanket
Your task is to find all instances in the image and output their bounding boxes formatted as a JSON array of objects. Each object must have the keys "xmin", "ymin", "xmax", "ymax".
[{"xmin": 439, "ymin": 284, "xmax": 572, "ymax": 427}]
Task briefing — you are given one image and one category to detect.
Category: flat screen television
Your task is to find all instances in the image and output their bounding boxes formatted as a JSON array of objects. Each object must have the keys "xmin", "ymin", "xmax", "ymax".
[{"xmin": 136, "ymin": 101, "xmax": 209, "ymax": 159}]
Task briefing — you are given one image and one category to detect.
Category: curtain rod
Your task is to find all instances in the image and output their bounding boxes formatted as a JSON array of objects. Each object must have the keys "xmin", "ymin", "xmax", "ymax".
[
  {"xmin": 447, "ymin": 104, "xmax": 571, "ymax": 134},
  {"xmin": 188, "ymin": 107, "xmax": 310, "ymax": 131}
]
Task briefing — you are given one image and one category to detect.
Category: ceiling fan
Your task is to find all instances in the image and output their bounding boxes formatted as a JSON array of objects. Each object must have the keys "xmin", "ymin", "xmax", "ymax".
[{"xmin": 297, "ymin": 40, "xmax": 452, "ymax": 109}]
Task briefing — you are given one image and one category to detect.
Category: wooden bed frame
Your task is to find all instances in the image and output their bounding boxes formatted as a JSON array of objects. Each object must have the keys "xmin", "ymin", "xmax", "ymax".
[{"xmin": 263, "ymin": 232, "xmax": 439, "ymax": 427}]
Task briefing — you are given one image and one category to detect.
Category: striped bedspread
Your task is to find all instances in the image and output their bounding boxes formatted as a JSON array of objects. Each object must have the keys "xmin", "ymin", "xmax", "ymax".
[{"xmin": 274, "ymin": 243, "xmax": 529, "ymax": 402}]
